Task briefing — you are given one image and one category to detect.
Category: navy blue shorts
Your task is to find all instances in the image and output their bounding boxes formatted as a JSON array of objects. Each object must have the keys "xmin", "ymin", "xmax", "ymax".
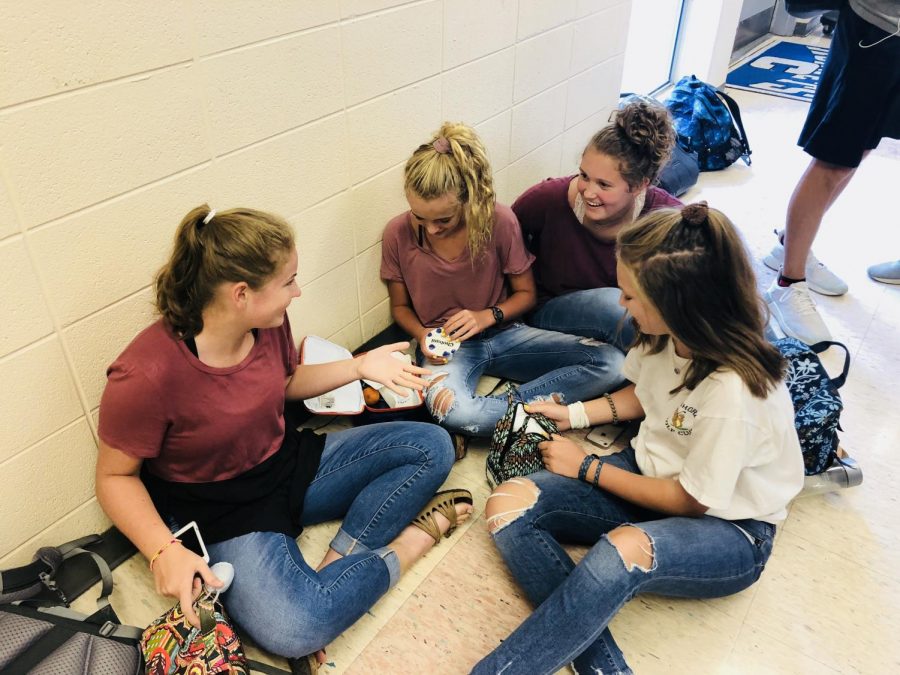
[{"xmin": 799, "ymin": 6, "xmax": 900, "ymax": 168}]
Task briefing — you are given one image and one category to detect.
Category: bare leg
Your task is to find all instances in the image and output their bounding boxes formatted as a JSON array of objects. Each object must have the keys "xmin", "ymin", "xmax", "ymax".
[
  {"xmin": 386, "ymin": 501, "xmax": 473, "ymax": 573},
  {"xmin": 782, "ymin": 155, "xmax": 864, "ymax": 279},
  {"xmin": 317, "ymin": 500, "xmax": 473, "ymax": 572},
  {"xmin": 310, "ymin": 500, "xmax": 471, "ymax": 664}
]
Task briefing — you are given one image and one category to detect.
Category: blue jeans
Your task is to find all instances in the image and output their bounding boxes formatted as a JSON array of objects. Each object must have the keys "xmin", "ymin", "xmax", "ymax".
[
  {"xmin": 207, "ymin": 422, "xmax": 454, "ymax": 658},
  {"xmin": 529, "ymin": 288, "xmax": 635, "ymax": 351},
  {"xmin": 472, "ymin": 447, "xmax": 775, "ymax": 675},
  {"xmin": 419, "ymin": 322, "xmax": 625, "ymax": 437}
]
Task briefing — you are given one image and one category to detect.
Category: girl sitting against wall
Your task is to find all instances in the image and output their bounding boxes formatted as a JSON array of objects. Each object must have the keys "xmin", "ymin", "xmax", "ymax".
[
  {"xmin": 380, "ymin": 123, "xmax": 625, "ymax": 451},
  {"xmin": 473, "ymin": 203, "xmax": 804, "ymax": 675},
  {"xmin": 95, "ymin": 206, "xmax": 473, "ymax": 672},
  {"xmin": 512, "ymin": 98, "xmax": 681, "ymax": 351}
]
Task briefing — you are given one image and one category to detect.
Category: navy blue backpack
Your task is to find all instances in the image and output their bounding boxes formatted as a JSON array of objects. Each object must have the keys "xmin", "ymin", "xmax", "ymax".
[
  {"xmin": 775, "ymin": 337, "xmax": 850, "ymax": 475},
  {"xmin": 666, "ymin": 75, "xmax": 751, "ymax": 172}
]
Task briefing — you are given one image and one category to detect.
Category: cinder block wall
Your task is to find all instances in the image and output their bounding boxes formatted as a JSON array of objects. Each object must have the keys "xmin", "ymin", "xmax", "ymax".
[{"xmin": 0, "ymin": 0, "xmax": 632, "ymax": 565}]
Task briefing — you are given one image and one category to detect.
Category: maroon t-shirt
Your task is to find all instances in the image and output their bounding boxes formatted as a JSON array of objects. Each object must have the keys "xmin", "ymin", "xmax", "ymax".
[
  {"xmin": 512, "ymin": 177, "xmax": 682, "ymax": 304},
  {"xmin": 380, "ymin": 203, "xmax": 535, "ymax": 327},
  {"xmin": 99, "ymin": 317, "xmax": 298, "ymax": 483}
]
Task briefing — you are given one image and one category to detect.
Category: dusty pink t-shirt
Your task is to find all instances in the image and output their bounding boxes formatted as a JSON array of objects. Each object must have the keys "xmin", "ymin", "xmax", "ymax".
[
  {"xmin": 98, "ymin": 316, "xmax": 298, "ymax": 482},
  {"xmin": 380, "ymin": 203, "xmax": 535, "ymax": 327}
]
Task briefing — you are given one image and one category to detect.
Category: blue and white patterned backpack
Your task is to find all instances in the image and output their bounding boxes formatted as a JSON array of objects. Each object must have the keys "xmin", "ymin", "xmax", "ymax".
[
  {"xmin": 774, "ymin": 338, "xmax": 850, "ymax": 475},
  {"xmin": 666, "ymin": 75, "xmax": 751, "ymax": 171}
]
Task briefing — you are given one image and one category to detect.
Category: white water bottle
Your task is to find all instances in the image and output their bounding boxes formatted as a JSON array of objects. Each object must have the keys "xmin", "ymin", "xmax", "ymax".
[{"xmin": 799, "ymin": 457, "xmax": 863, "ymax": 497}]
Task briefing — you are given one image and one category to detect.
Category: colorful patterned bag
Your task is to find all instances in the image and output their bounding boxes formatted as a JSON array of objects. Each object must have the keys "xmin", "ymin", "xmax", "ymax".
[
  {"xmin": 141, "ymin": 586, "xmax": 248, "ymax": 675},
  {"xmin": 486, "ymin": 391, "xmax": 558, "ymax": 488},
  {"xmin": 775, "ymin": 337, "xmax": 849, "ymax": 475}
]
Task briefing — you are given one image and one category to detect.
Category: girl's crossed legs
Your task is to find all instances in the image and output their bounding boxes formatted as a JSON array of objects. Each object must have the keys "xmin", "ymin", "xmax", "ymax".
[
  {"xmin": 422, "ymin": 322, "xmax": 625, "ymax": 437},
  {"xmin": 209, "ymin": 421, "xmax": 463, "ymax": 658},
  {"xmin": 475, "ymin": 448, "xmax": 775, "ymax": 674}
]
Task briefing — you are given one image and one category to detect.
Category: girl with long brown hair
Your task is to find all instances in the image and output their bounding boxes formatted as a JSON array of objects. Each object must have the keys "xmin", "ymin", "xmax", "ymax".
[
  {"xmin": 475, "ymin": 203, "xmax": 804, "ymax": 675},
  {"xmin": 95, "ymin": 205, "xmax": 473, "ymax": 671}
]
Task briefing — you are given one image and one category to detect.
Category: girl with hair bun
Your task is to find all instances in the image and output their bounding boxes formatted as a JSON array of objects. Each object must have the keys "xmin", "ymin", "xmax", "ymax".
[
  {"xmin": 96, "ymin": 205, "xmax": 474, "ymax": 668},
  {"xmin": 513, "ymin": 97, "xmax": 681, "ymax": 350},
  {"xmin": 382, "ymin": 123, "xmax": 625, "ymax": 450},
  {"xmin": 475, "ymin": 204, "xmax": 804, "ymax": 675}
]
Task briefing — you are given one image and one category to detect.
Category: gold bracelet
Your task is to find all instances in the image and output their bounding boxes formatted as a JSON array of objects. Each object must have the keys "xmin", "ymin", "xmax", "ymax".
[
  {"xmin": 603, "ymin": 393, "xmax": 619, "ymax": 424},
  {"xmin": 149, "ymin": 538, "xmax": 181, "ymax": 572}
]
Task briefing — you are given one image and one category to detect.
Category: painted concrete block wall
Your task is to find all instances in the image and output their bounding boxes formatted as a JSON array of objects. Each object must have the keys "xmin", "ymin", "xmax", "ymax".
[{"xmin": 0, "ymin": 0, "xmax": 632, "ymax": 566}]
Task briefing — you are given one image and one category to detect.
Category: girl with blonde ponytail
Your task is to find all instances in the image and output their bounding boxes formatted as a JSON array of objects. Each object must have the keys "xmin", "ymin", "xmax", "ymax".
[
  {"xmin": 382, "ymin": 123, "xmax": 625, "ymax": 451},
  {"xmin": 96, "ymin": 204, "xmax": 473, "ymax": 667}
]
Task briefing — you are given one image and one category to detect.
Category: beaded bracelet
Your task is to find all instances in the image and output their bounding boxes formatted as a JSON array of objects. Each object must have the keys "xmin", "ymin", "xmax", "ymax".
[
  {"xmin": 149, "ymin": 538, "xmax": 181, "ymax": 572},
  {"xmin": 603, "ymin": 393, "xmax": 619, "ymax": 424},
  {"xmin": 577, "ymin": 454, "xmax": 598, "ymax": 482},
  {"xmin": 591, "ymin": 456, "xmax": 606, "ymax": 488}
]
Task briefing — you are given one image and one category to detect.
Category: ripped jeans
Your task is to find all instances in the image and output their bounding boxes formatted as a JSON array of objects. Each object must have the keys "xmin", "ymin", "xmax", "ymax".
[
  {"xmin": 419, "ymin": 322, "xmax": 624, "ymax": 437},
  {"xmin": 473, "ymin": 447, "xmax": 775, "ymax": 675}
]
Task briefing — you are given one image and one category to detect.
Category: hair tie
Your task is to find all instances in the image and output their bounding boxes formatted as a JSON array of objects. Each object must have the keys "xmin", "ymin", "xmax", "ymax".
[
  {"xmin": 202, "ymin": 209, "xmax": 217, "ymax": 226},
  {"xmin": 432, "ymin": 137, "xmax": 451, "ymax": 154},
  {"xmin": 681, "ymin": 201, "xmax": 708, "ymax": 226}
]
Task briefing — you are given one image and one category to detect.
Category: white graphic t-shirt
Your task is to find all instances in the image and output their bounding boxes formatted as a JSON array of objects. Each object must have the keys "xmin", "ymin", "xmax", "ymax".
[{"xmin": 622, "ymin": 341, "xmax": 804, "ymax": 523}]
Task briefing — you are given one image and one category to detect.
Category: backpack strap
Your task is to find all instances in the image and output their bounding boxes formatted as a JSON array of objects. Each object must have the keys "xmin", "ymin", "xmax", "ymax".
[
  {"xmin": 59, "ymin": 544, "xmax": 115, "ymax": 611},
  {"xmin": 715, "ymin": 89, "xmax": 752, "ymax": 164},
  {"xmin": 2, "ymin": 623, "xmax": 78, "ymax": 675},
  {"xmin": 0, "ymin": 534, "xmax": 102, "ymax": 603},
  {"xmin": 249, "ymin": 659, "xmax": 293, "ymax": 674},
  {"xmin": 808, "ymin": 340, "xmax": 851, "ymax": 388}
]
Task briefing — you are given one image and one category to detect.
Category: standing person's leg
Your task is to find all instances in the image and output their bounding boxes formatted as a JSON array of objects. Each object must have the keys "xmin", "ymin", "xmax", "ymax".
[
  {"xmin": 766, "ymin": 5, "xmax": 900, "ymax": 343},
  {"xmin": 472, "ymin": 515, "xmax": 774, "ymax": 675},
  {"xmin": 781, "ymin": 158, "xmax": 856, "ymax": 282},
  {"xmin": 527, "ymin": 288, "xmax": 635, "ymax": 351}
]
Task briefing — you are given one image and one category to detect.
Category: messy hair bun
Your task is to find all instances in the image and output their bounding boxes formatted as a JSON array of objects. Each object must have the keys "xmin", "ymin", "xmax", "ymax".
[{"xmin": 586, "ymin": 98, "xmax": 676, "ymax": 189}]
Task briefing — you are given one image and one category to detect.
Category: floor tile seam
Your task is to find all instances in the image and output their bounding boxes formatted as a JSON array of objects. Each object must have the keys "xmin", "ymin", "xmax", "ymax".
[
  {"xmin": 780, "ymin": 528, "xmax": 898, "ymax": 586},
  {"xmin": 731, "ymin": 620, "xmax": 843, "ymax": 674},
  {"xmin": 341, "ymin": 515, "xmax": 486, "ymax": 673}
]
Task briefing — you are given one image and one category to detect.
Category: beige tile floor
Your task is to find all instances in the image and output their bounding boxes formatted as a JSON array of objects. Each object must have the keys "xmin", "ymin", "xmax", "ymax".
[{"xmin": 74, "ymin": 37, "xmax": 900, "ymax": 675}]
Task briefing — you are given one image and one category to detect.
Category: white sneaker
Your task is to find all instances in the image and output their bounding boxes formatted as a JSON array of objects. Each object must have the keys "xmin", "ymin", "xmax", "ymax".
[
  {"xmin": 762, "ymin": 235, "xmax": 848, "ymax": 296},
  {"xmin": 765, "ymin": 280, "xmax": 832, "ymax": 345}
]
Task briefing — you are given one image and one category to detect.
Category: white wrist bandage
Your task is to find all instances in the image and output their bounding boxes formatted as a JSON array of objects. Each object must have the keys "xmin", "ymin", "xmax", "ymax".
[{"xmin": 568, "ymin": 401, "xmax": 590, "ymax": 430}]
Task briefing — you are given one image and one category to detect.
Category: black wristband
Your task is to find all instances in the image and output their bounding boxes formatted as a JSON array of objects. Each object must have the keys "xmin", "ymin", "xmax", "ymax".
[
  {"xmin": 578, "ymin": 453, "xmax": 601, "ymax": 482},
  {"xmin": 490, "ymin": 305, "xmax": 504, "ymax": 324},
  {"xmin": 591, "ymin": 456, "xmax": 605, "ymax": 488}
]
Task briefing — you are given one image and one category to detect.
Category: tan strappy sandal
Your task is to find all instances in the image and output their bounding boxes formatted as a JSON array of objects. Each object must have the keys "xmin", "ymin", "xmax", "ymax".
[{"xmin": 411, "ymin": 489, "xmax": 473, "ymax": 544}]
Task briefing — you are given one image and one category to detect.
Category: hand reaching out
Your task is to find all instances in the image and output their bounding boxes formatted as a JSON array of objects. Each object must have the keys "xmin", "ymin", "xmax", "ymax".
[{"xmin": 356, "ymin": 342, "xmax": 432, "ymax": 394}]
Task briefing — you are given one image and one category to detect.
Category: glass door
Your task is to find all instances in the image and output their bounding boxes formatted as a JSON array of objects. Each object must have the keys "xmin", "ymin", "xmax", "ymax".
[{"xmin": 621, "ymin": 0, "xmax": 686, "ymax": 94}]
